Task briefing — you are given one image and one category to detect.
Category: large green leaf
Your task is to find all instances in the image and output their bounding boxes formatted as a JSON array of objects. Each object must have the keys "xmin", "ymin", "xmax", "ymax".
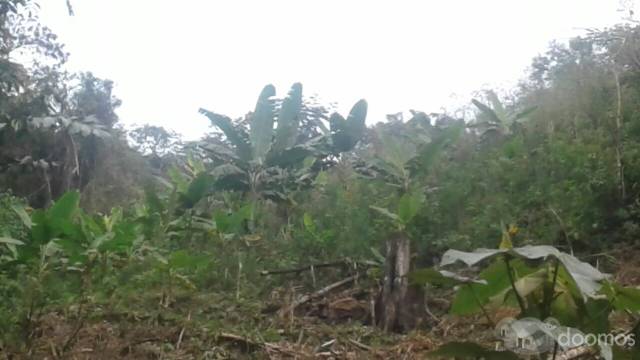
[
  {"xmin": 181, "ymin": 173, "xmax": 214, "ymax": 208},
  {"xmin": 490, "ymin": 268, "xmax": 547, "ymax": 306},
  {"xmin": 266, "ymin": 144, "xmax": 314, "ymax": 168},
  {"xmin": 47, "ymin": 191, "xmax": 81, "ymax": 237},
  {"xmin": 345, "ymin": 100, "xmax": 367, "ymax": 138},
  {"xmin": 397, "ymin": 191, "xmax": 424, "ymax": 225},
  {"xmin": 214, "ymin": 204, "xmax": 252, "ymax": 235},
  {"xmin": 329, "ymin": 113, "xmax": 348, "ymax": 149},
  {"xmin": 250, "ymin": 84, "xmax": 276, "ymax": 163},
  {"xmin": 414, "ymin": 122, "xmax": 463, "ymax": 176},
  {"xmin": 199, "ymin": 109, "xmax": 252, "ymax": 161},
  {"xmin": 441, "ymin": 245, "xmax": 610, "ymax": 300},
  {"xmin": 472, "ymin": 99, "xmax": 502, "ymax": 125},
  {"xmin": 167, "ymin": 166, "xmax": 190, "ymax": 193},
  {"xmin": 97, "ymin": 221, "xmax": 137, "ymax": 254},
  {"xmin": 486, "ymin": 90, "xmax": 507, "ymax": 123},
  {"xmin": 375, "ymin": 130, "xmax": 416, "ymax": 180},
  {"xmin": 272, "ymin": 83, "xmax": 303, "ymax": 155},
  {"xmin": 0, "ymin": 237, "xmax": 24, "ymax": 246},
  {"xmin": 11, "ymin": 204, "xmax": 32, "ymax": 228},
  {"xmin": 47, "ymin": 191, "xmax": 80, "ymax": 222},
  {"xmin": 450, "ymin": 259, "xmax": 536, "ymax": 315},
  {"xmin": 209, "ymin": 164, "xmax": 248, "ymax": 191},
  {"xmin": 369, "ymin": 206, "xmax": 400, "ymax": 223},
  {"xmin": 30, "ymin": 210, "xmax": 49, "ymax": 245},
  {"xmin": 303, "ymin": 213, "xmax": 316, "ymax": 234},
  {"xmin": 601, "ymin": 282, "xmax": 640, "ymax": 312},
  {"xmin": 582, "ymin": 298, "xmax": 612, "ymax": 334},
  {"xmin": 330, "ymin": 99, "xmax": 368, "ymax": 152},
  {"xmin": 409, "ymin": 268, "xmax": 487, "ymax": 287},
  {"xmin": 55, "ymin": 237, "xmax": 87, "ymax": 264}
]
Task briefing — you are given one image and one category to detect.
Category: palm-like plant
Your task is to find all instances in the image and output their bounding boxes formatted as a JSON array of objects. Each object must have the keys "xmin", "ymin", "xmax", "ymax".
[
  {"xmin": 362, "ymin": 112, "xmax": 464, "ymax": 332},
  {"xmin": 198, "ymin": 83, "xmax": 368, "ymax": 202},
  {"xmin": 471, "ymin": 90, "xmax": 536, "ymax": 139}
]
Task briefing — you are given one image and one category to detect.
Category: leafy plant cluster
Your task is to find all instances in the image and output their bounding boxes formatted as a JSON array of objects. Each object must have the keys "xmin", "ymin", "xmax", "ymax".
[
  {"xmin": 414, "ymin": 239, "xmax": 640, "ymax": 358},
  {"xmin": 2, "ymin": 1, "xmax": 640, "ymax": 357}
]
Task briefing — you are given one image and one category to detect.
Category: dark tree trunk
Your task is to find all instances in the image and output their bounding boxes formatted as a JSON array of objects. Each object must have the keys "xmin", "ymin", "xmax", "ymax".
[{"xmin": 376, "ymin": 232, "xmax": 425, "ymax": 332}]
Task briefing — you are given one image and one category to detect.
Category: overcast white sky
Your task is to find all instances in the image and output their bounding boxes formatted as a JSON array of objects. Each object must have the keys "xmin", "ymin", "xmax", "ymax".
[{"xmin": 38, "ymin": 1, "xmax": 629, "ymax": 139}]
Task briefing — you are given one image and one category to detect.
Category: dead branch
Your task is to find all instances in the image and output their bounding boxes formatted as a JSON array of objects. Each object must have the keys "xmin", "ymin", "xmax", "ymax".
[
  {"xmin": 261, "ymin": 260, "xmax": 358, "ymax": 276},
  {"xmin": 281, "ymin": 274, "xmax": 360, "ymax": 314},
  {"xmin": 217, "ymin": 332, "xmax": 305, "ymax": 357},
  {"xmin": 547, "ymin": 345, "xmax": 593, "ymax": 360},
  {"xmin": 218, "ymin": 332, "xmax": 261, "ymax": 350},
  {"xmin": 348, "ymin": 338, "xmax": 372, "ymax": 351}
]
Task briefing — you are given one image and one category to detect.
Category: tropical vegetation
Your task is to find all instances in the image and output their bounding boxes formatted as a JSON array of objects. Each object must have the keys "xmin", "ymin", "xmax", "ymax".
[{"xmin": 1, "ymin": 1, "xmax": 640, "ymax": 358}]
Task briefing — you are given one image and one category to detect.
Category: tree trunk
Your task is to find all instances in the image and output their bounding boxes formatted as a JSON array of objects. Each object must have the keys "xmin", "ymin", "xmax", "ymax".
[
  {"xmin": 376, "ymin": 232, "xmax": 424, "ymax": 332},
  {"xmin": 613, "ymin": 69, "xmax": 626, "ymax": 201}
]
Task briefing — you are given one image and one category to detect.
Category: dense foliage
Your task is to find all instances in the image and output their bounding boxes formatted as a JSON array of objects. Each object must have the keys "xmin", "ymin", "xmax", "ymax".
[{"xmin": 1, "ymin": 1, "xmax": 640, "ymax": 358}]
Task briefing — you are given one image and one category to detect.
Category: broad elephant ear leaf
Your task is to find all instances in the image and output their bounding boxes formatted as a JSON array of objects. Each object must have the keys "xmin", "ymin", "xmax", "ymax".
[
  {"xmin": 450, "ymin": 259, "xmax": 536, "ymax": 315},
  {"xmin": 330, "ymin": 99, "xmax": 368, "ymax": 152},
  {"xmin": 250, "ymin": 84, "xmax": 276, "ymax": 163},
  {"xmin": 409, "ymin": 268, "xmax": 487, "ymax": 287},
  {"xmin": 47, "ymin": 191, "xmax": 81, "ymax": 236},
  {"xmin": 441, "ymin": 248, "xmax": 503, "ymax": 267},
  {"xmin": 441, "ymin": 245, "xmax": 611, "ymax": 300},
  {"xmin": 47, "ymin": 191, "xmax": 80, "ymax": 221},
  {"xmin": 489, "ymin": 268, "xmax": 547, "ymax": 305},
  {"xmin": 272, "ymin": 83, "xmax": 303, "ymax": 155}
]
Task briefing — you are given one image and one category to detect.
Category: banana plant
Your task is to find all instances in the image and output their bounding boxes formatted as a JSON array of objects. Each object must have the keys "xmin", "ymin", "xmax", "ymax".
[
  {"xmin": 198, "ymin": 83, "xmax": 368, "ymax": 202},
  {"xmin": 365, "ymin": 113, "xmax": 464, "ymax": 192},
  {"xmin": 363, "ymin": 114, "xmax": 463, "ymax": 332},
  {"xmin": 470, "ymin": 90, "xmax": 537, "ymax": 139},
  {"xmin": 370, "ymin": 191, "xmax": 424, "ymax": 231}
]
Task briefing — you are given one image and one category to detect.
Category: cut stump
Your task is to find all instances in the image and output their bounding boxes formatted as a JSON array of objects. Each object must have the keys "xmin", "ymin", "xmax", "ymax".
[{"xmin": 376, "ymin": 232, "xmax": 426, "ymax": 332}]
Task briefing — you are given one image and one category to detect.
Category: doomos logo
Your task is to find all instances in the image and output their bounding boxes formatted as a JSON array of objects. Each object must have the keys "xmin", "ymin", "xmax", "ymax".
[{"xmin": 495, "ymin": 317, "xmax": 635, "ymax": 355}]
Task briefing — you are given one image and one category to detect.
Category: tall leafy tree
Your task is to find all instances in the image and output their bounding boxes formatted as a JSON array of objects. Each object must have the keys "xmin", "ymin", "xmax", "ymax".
[{"xmin": 0, "ymin": 2, "xmax": 125, "ymax": 206}]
